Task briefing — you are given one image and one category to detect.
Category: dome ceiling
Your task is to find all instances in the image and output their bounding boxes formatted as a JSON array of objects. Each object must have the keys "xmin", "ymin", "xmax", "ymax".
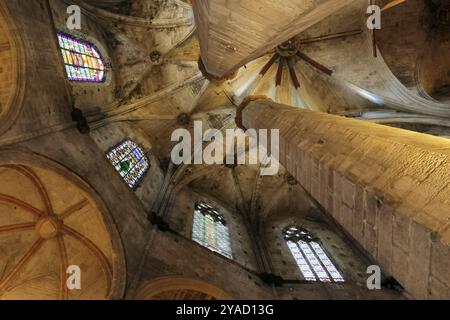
[
  {"xmin": 0, "ymin": 0, "xmax": 448, "ymax": 301},
  {"xmin": 76, "ymin": 0, "xmax": 450, "ymax": 169},
  {"xmin": 0, "ymin": 165, "xmax": 115, "ymax": 300},
  {"xmin": 227, "ymin": 36, "xmax": 382, "ymax": 114}
]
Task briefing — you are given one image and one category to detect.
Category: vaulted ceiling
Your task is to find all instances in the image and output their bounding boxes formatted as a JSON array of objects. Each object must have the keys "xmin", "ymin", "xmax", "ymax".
[
  {"xmin": 0, "ymin": 0, "xmax": 449, "ymax": 300},
  {"xmin": 2, "ymin": 0, "xmax": 450, "ymax": 253},
  {"xmin": 0, "ymin": 165, "xmax": 115, "ymax": 300},
  {"xmin": 66, "ymin": 0, "xmax": 450, "ymax": 219}
]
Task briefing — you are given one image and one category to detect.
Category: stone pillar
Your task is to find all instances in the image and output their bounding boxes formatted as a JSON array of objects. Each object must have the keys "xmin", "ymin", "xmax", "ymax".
[
  {"xmin": 238, "ymin": 98, "xmax": 450, "ymax": 299},
  {"xmin": 192, "ymin": 0, "xmax": 353, "ymax": 78}
]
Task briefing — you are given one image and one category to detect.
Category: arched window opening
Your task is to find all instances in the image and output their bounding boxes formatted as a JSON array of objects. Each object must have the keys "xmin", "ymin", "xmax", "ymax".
[
  {"xmin": 192, "ymin": 201, "xmax": 232, "ymax": 259},
  {"xmin": 106, "ymin": 140, "xmax": 150, "ymax": 190},
  {"xmin": 57, "ymin": 32, "xmax": 106, "ymax": 83},
  {"xmin": 283, "ymin": 225, "xmax": 344, "ymax": 283}
]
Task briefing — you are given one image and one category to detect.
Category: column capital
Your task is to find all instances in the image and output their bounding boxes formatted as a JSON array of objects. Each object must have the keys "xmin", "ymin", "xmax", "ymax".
[
  {"xmin": 235, "ymin": 95, "xmax": 271, "ymax": 130},
  {"xmin": 198, "ymin": 58, "xmax": 238, "ymax": 84}
]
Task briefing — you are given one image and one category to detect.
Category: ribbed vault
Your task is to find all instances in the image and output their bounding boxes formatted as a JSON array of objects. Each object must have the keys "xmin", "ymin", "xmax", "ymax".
[{"xmin": 0, "ymin": 164, "xmax": 118, "ymax": 300}]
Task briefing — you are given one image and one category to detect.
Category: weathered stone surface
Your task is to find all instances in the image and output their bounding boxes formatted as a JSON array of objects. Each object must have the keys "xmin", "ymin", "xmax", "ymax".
[
  {"xmin": 241, "ymin": 99, "xmax": 450, "ymax": 299},
  {"xmin": 193, "ymin": 0, "xmax": 353, "ymax": 77}
]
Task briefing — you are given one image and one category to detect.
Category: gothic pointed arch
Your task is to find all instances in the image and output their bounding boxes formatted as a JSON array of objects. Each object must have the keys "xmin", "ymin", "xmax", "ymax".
[{"xmin": 134, "ymin": 276, "xmax": 234, "ymax": 300}]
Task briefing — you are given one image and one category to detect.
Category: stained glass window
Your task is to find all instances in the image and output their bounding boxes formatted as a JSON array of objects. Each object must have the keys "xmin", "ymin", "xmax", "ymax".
[
  {"xmin": 106, "ymin": 140, "xmax": 150, "ymax": 190},
  {"xmin": 57, "ymin": 32, "xmax": 106, "ymax": 83},
  {"xmin": 192, "ymin": 201, "xmax": 232, "ymax": 259},
  {"xmin": 283, "ymin": 225, "xmax": 344, "ymax": 283}
]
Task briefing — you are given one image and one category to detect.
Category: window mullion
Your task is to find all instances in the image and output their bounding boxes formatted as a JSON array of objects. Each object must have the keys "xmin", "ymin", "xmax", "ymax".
[
  {"xmin": 307, "ymin": 242, "xmax": 333, "ymax": 281},
  {"xmin": 57, "ymin": 32, "xmax": 105, "ymax": 83},
  {"xmin": 284, "ymin": 225, "xmax": 344, "ymax": 283},
  {"xmin": 296, "ymin": 242, "xmax": 318, "ymax": 281},
  {"xmin": 193, "ymin": 203, "xmax": 232, "ymax": 258},
  {"xmin": 199, "ymin": 212, "xmax": 206, "ymax": 246}
]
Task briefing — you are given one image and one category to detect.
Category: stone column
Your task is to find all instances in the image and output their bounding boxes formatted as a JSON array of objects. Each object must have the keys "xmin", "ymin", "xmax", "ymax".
[
  {"xmin": 237, "ymin": 98, "xmax": 450, "ymax": 299},
  {"xmin": 192, "ymin": 0, "xmax": 354, "ymax": 78}
]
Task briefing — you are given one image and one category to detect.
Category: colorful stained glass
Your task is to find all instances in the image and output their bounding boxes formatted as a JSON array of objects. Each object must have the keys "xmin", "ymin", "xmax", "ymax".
[
  {"xmin": 283, "ymin": 225, "xmax": 345, "ymax": 283},
  {"xmin": 106, "ymin": 140, "xmax": 150, "ymax": 190},
  {"xmin": 57, "ymin": 32, "xmax": 106, "ymax": 83},
  {"xmin": 192, "ymin": 201, "xmax": 232, "ymax": 259}
]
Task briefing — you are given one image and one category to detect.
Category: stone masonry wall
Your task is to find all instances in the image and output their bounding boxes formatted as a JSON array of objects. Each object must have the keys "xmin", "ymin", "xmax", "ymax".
[{"xmin": 241, "ymin": 99, "xmax": 450, "ymax": 299}]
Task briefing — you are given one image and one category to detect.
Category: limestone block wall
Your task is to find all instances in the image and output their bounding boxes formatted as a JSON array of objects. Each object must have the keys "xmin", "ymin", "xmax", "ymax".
[
  {"xmin": 240, "ymin": 99, "xmax": 450, "ymax": 299},
  {"xmin": 277, "ymin": 282, "xmax": 402, "ymax": 300},
  {"xmin": 134, "ymin": 228, "xmax": 274, "ymax": 300},
  {"xmin": 135, "ymin": 224, "xmax": 404, "ymax": 300}
]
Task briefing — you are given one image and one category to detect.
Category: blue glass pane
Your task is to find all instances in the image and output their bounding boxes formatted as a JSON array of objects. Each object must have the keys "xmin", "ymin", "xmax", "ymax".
[{"xmin": 106, "ymin": 140, "xmax": 150, "ymax": 189}]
